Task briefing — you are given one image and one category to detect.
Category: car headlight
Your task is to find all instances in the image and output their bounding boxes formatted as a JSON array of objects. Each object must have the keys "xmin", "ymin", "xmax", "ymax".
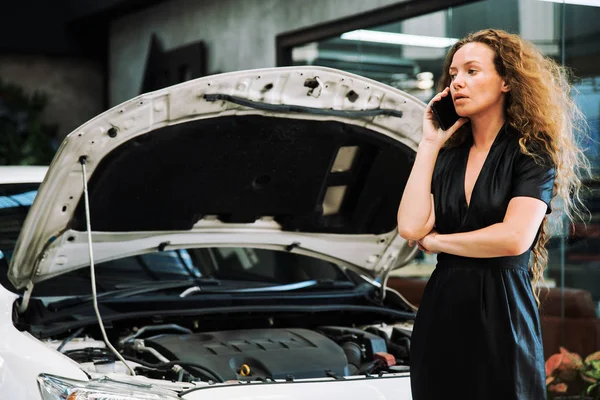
[{"xmin": 38, "ymin": 374, "xmax": 181, "ymax": 400}]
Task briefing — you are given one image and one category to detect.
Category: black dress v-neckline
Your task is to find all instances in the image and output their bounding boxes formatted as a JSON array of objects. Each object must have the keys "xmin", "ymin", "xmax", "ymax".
[{"xmin": 459, "ymin": 124, "xmax": 506, "ymax": 211}]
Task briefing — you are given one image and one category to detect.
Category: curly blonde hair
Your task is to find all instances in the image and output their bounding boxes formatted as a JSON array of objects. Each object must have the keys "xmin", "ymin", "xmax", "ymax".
[{"xmin": 437, "ymin": 29, "xmax": 591, "ymax": 306}]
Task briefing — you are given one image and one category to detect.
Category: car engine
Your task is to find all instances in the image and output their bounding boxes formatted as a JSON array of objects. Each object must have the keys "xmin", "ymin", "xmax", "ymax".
[
  {"xmin": 46, "ymin": 323, "xmax": 412, "ymax": 383},
  {"xmin": 141, "ymin": 328, "xmax": 348, "ymax": 381}
]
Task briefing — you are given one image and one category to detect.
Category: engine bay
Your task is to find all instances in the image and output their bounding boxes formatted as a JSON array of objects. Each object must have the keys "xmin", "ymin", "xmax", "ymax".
[{"xmin": 45, "ymin": 323, "xmax": 412, "ymax": 384}]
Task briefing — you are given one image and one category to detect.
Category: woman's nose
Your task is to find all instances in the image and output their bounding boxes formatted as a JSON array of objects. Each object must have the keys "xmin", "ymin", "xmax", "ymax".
[{"xmin": 452, "ymin": 75, "xmax": 465, "ymax": 89}]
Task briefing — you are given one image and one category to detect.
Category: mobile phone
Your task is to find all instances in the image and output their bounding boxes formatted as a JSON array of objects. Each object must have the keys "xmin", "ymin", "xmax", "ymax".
[{"xmin": 431, "ymin": 93, "xmax": 460, "ymax": 131}]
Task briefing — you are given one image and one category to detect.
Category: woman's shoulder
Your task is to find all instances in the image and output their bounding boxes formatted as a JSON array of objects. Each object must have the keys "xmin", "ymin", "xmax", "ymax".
[{"xmin": 504, "ymin": 125, "xmax": 554, "ymax": 167}]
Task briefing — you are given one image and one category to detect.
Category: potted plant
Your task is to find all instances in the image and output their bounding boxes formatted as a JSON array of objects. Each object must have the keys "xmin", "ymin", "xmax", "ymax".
[{"xmin": 546, "ymin": 347, "xmax": 600, "ymax": 399}]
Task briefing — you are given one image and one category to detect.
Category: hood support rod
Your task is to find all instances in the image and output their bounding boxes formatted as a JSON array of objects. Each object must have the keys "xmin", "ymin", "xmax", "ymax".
[
  {"xmin": 375, "ymin": 239, "xmax": 418, "ymax": 302},
  {"xmin": 80, "ymin": 156, "xmax": 136, "ymax": 376}
]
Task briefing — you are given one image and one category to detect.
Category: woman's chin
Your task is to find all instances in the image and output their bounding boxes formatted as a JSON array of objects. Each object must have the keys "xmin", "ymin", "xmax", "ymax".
[{"xmin": 455, "ymin": 106, "xmax": 471, "ymax": 118}]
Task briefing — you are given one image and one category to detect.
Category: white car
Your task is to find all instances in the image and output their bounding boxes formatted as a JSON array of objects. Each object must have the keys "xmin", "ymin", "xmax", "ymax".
[{"xmin": 0, "ymin": 66, "xmax": 424, "ymax": 399}]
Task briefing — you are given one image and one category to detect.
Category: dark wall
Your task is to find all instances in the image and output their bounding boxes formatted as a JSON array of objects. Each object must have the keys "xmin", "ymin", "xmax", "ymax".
[
  {"xmin": 0, "ymin": 0, "xmax": 167, "ymax": 140},
  {"xmin": 0, "ymin": 1, "xmax": 75, "ymax": 55},
  {"xmin": 0, "ymin": 0, "xmax": 110, "ymax": 141},
  {"xmin": 66, "ymin": 0, "xmax": 166, "ymax": 22},
  {"xmin": 0, "ymin": 0, "xmax": 166, "ymax": 58}
]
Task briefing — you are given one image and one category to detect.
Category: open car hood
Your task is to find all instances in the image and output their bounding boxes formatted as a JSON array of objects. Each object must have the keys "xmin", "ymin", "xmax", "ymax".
[{"xmin": 8, "ymin": 66, "xmax": 424, "ymax": 291}]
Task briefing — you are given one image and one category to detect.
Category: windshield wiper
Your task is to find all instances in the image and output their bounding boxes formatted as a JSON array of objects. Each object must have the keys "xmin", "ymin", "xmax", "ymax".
[
  {"xmin": 233, "ymin": 279, "xmax": 355, "ymax": 292},
  {"xmin": 183, "ymin": 279, "xmax": 355, "ymax": 295},
  {"xmin": 46, "ymin": 279, "xmax": 356, "ymax": 310},
  {"xmin": 46, "ymin": 278, "xmax": 221, "ymax": 311}
]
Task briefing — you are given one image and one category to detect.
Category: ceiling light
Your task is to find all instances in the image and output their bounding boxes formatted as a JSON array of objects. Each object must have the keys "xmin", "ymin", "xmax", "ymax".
[
  {"xmin": 340, "ymin": 29, "xmax": 459, "ymax": 48},
  {"xmin": 417, "ymin": 72, "xmax": 434, "ymax": 80},
  {"xmin": 537, "ymin": 0, "xmax": 600, "ymax": 6}
]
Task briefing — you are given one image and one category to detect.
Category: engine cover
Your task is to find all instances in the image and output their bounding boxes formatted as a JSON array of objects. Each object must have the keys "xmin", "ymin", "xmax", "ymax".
[{"xmin": 144, "ymin": 328, "xmax": 349, "ymax": 381}]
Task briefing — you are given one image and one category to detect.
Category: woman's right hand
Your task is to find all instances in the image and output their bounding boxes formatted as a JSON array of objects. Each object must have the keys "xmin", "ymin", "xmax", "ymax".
[{"xmin": 422, "ymin": 87, "xmax": 469, "ymax": 149}]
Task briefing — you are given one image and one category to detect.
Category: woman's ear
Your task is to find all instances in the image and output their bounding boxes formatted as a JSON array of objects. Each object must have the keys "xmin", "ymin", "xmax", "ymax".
[{"xmin": 501, "ymin": 80, "xmax": 510, "ymax": 93}]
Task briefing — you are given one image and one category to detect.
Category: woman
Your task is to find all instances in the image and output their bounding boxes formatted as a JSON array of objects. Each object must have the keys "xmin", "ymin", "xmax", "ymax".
[{"xmin": 397, "ymin": 29, "xmax": 589, "ymax": 399}]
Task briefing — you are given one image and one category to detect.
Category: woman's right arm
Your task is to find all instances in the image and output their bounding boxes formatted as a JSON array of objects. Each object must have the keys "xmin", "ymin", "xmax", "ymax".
[
  {"xmin": 397, "ymin": 143, "xmax": 440, "ymax": 240},
  {"xmin": 397, "ymin": 88, "xmax": 468, "ymax": 241}
]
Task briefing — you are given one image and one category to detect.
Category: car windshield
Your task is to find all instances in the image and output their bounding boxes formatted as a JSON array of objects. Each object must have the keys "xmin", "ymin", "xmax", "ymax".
[{"xmin": 0, "ymin": 183, "xmax": 350, "ymax": 297}]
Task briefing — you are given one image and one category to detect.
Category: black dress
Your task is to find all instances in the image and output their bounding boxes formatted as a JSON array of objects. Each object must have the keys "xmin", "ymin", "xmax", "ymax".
[{"xmin": 409, "ymin": 124, "xmax": 555, "ymax": 400}]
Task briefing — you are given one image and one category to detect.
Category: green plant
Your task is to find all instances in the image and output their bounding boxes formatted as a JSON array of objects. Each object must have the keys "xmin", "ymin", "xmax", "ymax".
[
  {"xmin": 0, "ymin": 78, "xmax": 57, "ymax": 165},
  {"xmin": 546, "ymin": 347, "xmax": 600, "ymax": 399}
]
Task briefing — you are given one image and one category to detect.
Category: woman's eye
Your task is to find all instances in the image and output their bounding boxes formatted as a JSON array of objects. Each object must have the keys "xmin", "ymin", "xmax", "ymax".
[
  {"xmin": 468, "ymin": 69, "xmax": 477, "ymax": 75},
  {"xmin": 450, "ymin": 74, "xmax": 456, "ymax": 80}
]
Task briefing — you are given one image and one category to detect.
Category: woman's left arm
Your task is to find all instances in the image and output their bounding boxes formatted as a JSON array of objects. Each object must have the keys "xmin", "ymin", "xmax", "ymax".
[{"xmin": 420, "ymin": 196, "xmax": 548, "ymax": 258}]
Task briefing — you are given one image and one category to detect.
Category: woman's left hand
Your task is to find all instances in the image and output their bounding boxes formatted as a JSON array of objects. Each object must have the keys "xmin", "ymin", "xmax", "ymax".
[{"xmin": 418, "ymin": 230, "xmax": 441, "ymax": 254}]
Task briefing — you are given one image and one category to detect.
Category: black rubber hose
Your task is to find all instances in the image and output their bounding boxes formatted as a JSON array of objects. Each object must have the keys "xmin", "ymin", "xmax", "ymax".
[
  {"xmin": 123, "ymin": 355, "xmax": 224, "ymax": 383},
  {"xmin": 57, "ymin": 327, "xmax": 85, "ymax": 353}
]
